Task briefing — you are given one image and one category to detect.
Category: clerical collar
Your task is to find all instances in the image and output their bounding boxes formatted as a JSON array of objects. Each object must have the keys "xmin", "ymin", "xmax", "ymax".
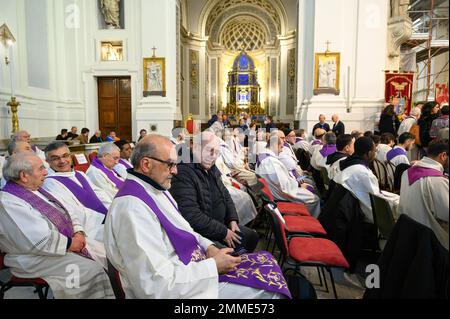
[{"xmin": 127, "ymin": 169, "xmax": 166, "ymax": 191}]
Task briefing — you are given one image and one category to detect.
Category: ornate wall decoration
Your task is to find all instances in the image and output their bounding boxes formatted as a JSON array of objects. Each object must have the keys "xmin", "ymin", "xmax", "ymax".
[
  {"xmin": 270, "ymin": 58, "xmax": 277, "ymax": 116},
  {"xmin": 286, "ymin": 48, "xmax": 296, "ymax": 115},
  {"xmin": 189, "ymin": 50, "xmax": 200, "ymax": 115},
  {"xmin": 220, "ymin": 16, "xmax": 268, "ymax": 51}
]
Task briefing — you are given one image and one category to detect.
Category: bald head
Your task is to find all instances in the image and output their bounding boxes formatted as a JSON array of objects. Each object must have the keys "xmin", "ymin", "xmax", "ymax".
[
  {"xmin": 332, "ymin": 114, "xmax": 339, "ymax": 122},
  {"xmin": 132, "ymin": 134, "xmax": 173, "ymax": 170}
]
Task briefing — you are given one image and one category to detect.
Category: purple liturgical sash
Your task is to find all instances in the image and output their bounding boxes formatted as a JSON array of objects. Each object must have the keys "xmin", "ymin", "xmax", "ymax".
[
  {"xmin": 256, "ymin": 153, "xmax": 272, "ymax": 167},
  {"xmin": 407, "ymin": 166, "xmax": 444, "ymax": 186},
  {"xmin": 311, "ymin": 140, "xmax": 323, "ymax": 146},
  {"xmin": 2, "ymin": 182, "xmax": 92, "ymax": 259},
  {"xmin": 386, "ymin": 147, "xmax": 407, "ymax": 162},
  {"xmin": 295, "ymin": 137, "xmax": 303, "ymax": 144},
  {"xmin": 116, "ymin": 179, "xmax": 291, "ymax": 298},
  {"xmin": 119, "ymin": 159, "xmax": 133, "ymax": 170},
  {"xmin": 319, "ymin": 144, "xmax": 337, "ymax": 158},
  {"xmin": 91, "ymin": 156, "xmax": 124, "ymax": 189},
  {"xmin": 48, "ymin": 171, "xmax": 108, "ymax": 215}
]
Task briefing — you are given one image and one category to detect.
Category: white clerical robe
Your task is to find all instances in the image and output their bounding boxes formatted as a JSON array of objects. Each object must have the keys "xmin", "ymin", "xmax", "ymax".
[
  {"xmin": 256, "ymin": 150, "xmax": 321, "ymax": 217},
  {"xmin": 397, "ymin": 116, "xmax": 416, "ymax": 136},
  {"xmin": 388, "ymin": 146, "xmax": 410, "ymax": 167},
  {"xmin": 86, "ymin": 164, "xmax": 124, "ymax": 201},
  {"xmin": 279, "ymin": 144, "xmax": 303, "ymax": 176},
  {"xmin": 255, "ymin": 141, "xmax": 268, "ymax": 155},
  {"xmin": 0, "ymin": 191, "xmax": 113, "ymax": 299},
  {"xmin": 104, "ymin": 174, "xmax": 279, "ymax": 299},
  {"xmin": 310, "ymin": 146, "xmax": 329, "ymax": 171},
  {"xmin": 219, "ymin": 139, "xmax": 257, "ymax": 186},
  {"xmin": 376, "ymin": 144, "xmax": 392, "ymax": 163},
  {"xmin": 328, "ymin": 157, "xmax": 346, "ymax": 180},
  {"xmin": 292, "ymin": 139, "xmax": 310, "ymax": 153},
  {"xmin": 309, "ymin": 140, "xmax": 323, "ymax": 156},
  {"xmin": 215, "ymin": 156, "xmax": 258, "ymax": 226},
  {"xmin": 0, "ymin": 155, "xmax": 5, "ymax": 181},
  {"xmin": 334, "ymin": 164, "xmax": 399, "ymax": 223},
  {"xmin": 114, "ymin": 159, "xmax": 132, "ymax": 179},
  {"xmin": 398, "ymin": 157, "xmax": 449, "ymax": 250},
  {"xmin": 43, "ymin": 170, "xmax": 111, "ymax": 242}
]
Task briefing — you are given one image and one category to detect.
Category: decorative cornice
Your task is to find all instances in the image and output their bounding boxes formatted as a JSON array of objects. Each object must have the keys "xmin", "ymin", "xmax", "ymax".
[{"xmin": 387, "ymin": 17, "xmax": 412, "ymax": 58}]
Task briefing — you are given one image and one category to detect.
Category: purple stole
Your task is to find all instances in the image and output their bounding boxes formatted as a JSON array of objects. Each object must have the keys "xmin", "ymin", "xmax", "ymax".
[
  {"xmin": 119, "ymin": 159, "xmax": 133, "ymax": 170},
  {"xmin": 407, "ymin": 166, "xmax": 444, "ymax": 186},
  {"xmin": 91, "ymin": 156, "xmax": 124, "ymax": 189},
  {"xmin": 31, "ymin": 145, "xmax": 37, "ymax": 153},
  {"xmin": 295, "ymin": 137, "xmax": 303, "ymax": 144},
  {"xmin": 116, "ymin": 179, "xmax": 291, "ymax": 298},
  {"xmin": 311, "ymin": 140, "xmax": 323, "ymax": 146},
  {"xmin": 2, "ymin": 182, "xmax": 91, "ymax": 259},
  {"xmin": 319, "ymin": 144, "xmax": 337, "ymax": 158},
  {"xmin": 47, "ymin": 171, "xmax": 108, "ymax": 215},
  {"xmin": 386, "ymin": 147, "xmax": 407, "ymax": 162},
  {"xmin": 256, "ymin": 153, "xmax": 272, "ymax": 168}
]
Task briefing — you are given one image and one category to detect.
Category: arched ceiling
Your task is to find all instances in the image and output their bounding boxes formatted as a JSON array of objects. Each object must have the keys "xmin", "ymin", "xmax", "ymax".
[{"xmin": 220, "ymin": 16, "xmax": 269, "ymax": 51}]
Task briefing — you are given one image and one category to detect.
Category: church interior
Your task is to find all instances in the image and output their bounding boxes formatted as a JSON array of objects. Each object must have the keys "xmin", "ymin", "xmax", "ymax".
[{"xmin": 0, "ymin": 0, "xmax": 448, "ymax": 301}]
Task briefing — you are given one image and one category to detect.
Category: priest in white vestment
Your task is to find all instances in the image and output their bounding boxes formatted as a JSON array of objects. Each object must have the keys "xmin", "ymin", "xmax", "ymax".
[
  {"xmin": 309, "ymin": 128, "xmax": 326, "ymax": 156},
  {"xmin": 104, "ymin": 135, "xmax": 287, "ymax": 299},
  {"xmin": 334, "ymin": 137, "xmax": 399, "ymax": 223},
  {"xmin": 398, "ymin": 139, "xmax": 449, "ymax": 250},
  {"xmin": 0, "ymin": 153, "xmax": 114, "ymax": 299},
  {"xmin": 292, "ymin": 129, "xmax": 310, "ymax": 152},
  {"xmin": 1, "ymin": 140, "xmax": 35, "ymax": 189},
  {"xmin": 311, "ymin": 132, "xmax": 337, "ymax": 171},
  {"xmin": 12, "ymin": 130, "xmax": 48, "ymax": 168},
  {"xmin": 386, "ymin": 132, "xmax": 415, "ymax": 167},
  {"xmin": 256, "ymin": 132, "xmax": 321, "ymax": 217},
  {"xmin": 86, "ymin": 143, "xmax": 125, "ymax": 200},
  {"xmin": 113, "ymin": 140, "xmax": 134, "ymax": 179},
  {"xmin": 42, "ymin": 142, "xmax": 111, "ymax": 242},
  {"xmin": 326, "ymin": 134, "xmax": 355, "ymax": 180},
  {"xmin": 376, "ymin": 133, "xmax": 396, "ymax": 163}
]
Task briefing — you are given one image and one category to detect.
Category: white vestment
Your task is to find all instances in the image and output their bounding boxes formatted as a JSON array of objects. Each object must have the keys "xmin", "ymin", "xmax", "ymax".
[
  {"xmin": 0, "ymin": 191, "xmax": 113, "ymax": 299},
  {"xmin": 86, "ymin": 164, "xmax": 124, "ymax": 201},
  {"xmin": 311, "ymin": 147, "xmax": 329, "ymax": 171},
  {"xmin": 334, "ymin": 163, "xmax": 399, "ymax": 223},
  {"xmin": 376, "ymin": 144, "xmax": 392, "ymax": 163},
  {"xmin": 0, "ymin": 155, "xmax": 5, "ymax": 180},
  {"xmin": 114, "ymin": 159, "xmax": 132, "ymax": 179},
  {"xmin": 309, "ymin": 140, "xmax": 323, "ymax": 156},
  {"xmin": 327, "ymin": 157, "xmax": 346, "ymax": 180},
  {"xmin": 104, "ymin": 174, "xmax": 280, "ymax": 299},
  {"xmin": 219, "ymin": 139, "xmax": 257, "ymax": 186},
  {"xmin": 279, "ymin": 144, "xmax": 303, "ymax": 176},
  {"xmin": 398, "ymin": 157, "xmax": 449, "ymax": 250},
  {"xmin": 292, "ymin": 139, "xmax": 310, "ymax": 152},
  {"xmin": 255, "ymin": 141, "xmax": 268, "ymax": 155},
  {"xmin": 397, "ymin": 116, "xmax": 416, "ymax": 136},
  {"xmin": 388, "ymin": 146, "xmax": 410, "ymax": 167},
  {"xmin": 43, "ymin": 170, "xmax": 111, "ymax": 242},
  {"xmin": 255, "ymin": 150, "xmax": 321, "ymax": 217}
]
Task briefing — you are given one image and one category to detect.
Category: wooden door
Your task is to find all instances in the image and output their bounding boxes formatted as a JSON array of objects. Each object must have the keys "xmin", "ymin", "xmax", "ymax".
[{"xmin": 98, "ymin": 77, "xmax": 132, "ymax": 142}]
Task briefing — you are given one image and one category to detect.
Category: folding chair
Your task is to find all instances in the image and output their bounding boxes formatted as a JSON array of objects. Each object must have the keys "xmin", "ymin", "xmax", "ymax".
[
  {"xmin": 266, "ymin": 204, "xmax": 349, "ymax": 299},
  {"xmin": 107, "ymin": 259, "xmax": 125, "ymax": 299},
  {"xmin": 369, "ymin": 193, "xmax": 396, "ymax": 250},
  {"xmin": 0, "ymin": 252, "xmax": 50, "ymax": 299},
  {"xmin": 320, "ymin": 167, "xmax": 330, "ymax": 189}
]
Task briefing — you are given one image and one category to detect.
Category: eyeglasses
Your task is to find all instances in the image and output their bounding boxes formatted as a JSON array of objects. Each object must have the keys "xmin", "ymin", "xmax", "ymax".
[
  {"xmin": 49, "ymin": 153, "xmax": 71, "ymax": 162},
  {"xmin": 147, "ymin": 156, "xmax": 177, "ymax": 170}
]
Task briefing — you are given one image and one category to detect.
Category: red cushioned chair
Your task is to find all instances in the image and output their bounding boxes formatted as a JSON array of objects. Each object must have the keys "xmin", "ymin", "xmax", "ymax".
[
  {"xmin": 0, "ymin": 252, "xmax": 50, "ymax": 299},
  {"xmin": 266, "ymin": 205, "xmax": 349, "ymax": 299},
  {"xmin": 258, "ymin": 178, "xmax": 311, "ymax": 217},
  {"xmin": 89, "ymin": 151, "xmax": 98, "ymax": 163},
  {"xmin": 72, "ymin": 153, "xmax": 90, "ymax": 173},
  {"xmin": 107, "ymin": 259, "xmax": 125, "ymax": 299}
]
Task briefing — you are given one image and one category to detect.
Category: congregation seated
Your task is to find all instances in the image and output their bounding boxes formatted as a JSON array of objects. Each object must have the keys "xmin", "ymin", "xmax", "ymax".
[
  {"xmin": 12, "ymin": 130, "xmax": 47, "ymax": 165},
  {"xmin": 86, "ymin": 143, "xmax": 125, "ymax": 201},
  {"xmin": 1, "ymin": 140, "xmax": 34, "ymax": 188},
  {"xmin": 0, "ymin": 153, "xmax": 114, "ymax": 299},
  {"xmin": 89, "ymin": 130, "xmax": 103, "ymax": 144},
  {"xmin": 386, "ymin": 132, "xmax": 415, "ymax": 167},
  {"xmin": 56, "ymin": 129, "xmax": 69, "ymax": 141},
  {"xmin": 398, "ymin": 139, "xmax": 449, "ymax": 250},
  {"xmin": 326, "ymin": 134, "xmax": 355, "ymax": 181},
  {"xmin": 137, "ymin": 129, "xmax": 147, "ymax": 142},
  {"xmin": 308, "ymin": 128, "xmax": 325, "ymax": 155},
  {"xmin": 311, "ymin": 131, "xmax": 337, "ymax": 171},
  {"xmin": 67, "ymin": 126, "xmax": 79, "ymax": 140},
  {"xmin": 113, "ymin": 140, "xmax": 134, "ymax": 179},
  {"xmin": 334, "ymin": 137, "xmax": 399, "ymax": 223},
  {"xmin": 105, "ymin": 130, "xmax": 120, "ymax": 142},
  {"xmin": 170, "ymin": 131, "xmax": 259, "ymax": 253},
  {"xmin": 104, "ymin": 135, "xmax": 289, "ymax": 299},
  {"xmin": 376, "ymin": 132, "xmax": 395, "ymax": 163},
  {"xmin": 256, "ymin": 130, "xmax": 321, "ymax": 217},
  {"xmin": 292, "ymin": 129, "xmax": 309, "ymax": 152},
  {"xmin": 74, "ymin": 127, "xmax": 90, "ymax": 145},
  {"xmin": 43, "ymin": 142, "xmax": 111, "ymax": 242}
]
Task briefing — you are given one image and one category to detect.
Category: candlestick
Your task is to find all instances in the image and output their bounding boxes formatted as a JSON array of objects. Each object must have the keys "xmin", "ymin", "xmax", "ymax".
[{"xmin": 9, "ymin": 45, "xmax": 15, "ymax": 97}]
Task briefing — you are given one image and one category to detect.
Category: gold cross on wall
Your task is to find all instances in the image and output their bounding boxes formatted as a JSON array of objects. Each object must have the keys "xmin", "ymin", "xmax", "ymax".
[{"xmin": 151, "ymin": 46, "xmax": 157, "ymax": 57}]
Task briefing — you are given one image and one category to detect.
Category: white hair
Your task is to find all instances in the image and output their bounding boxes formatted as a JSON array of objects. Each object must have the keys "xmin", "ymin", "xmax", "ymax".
[
  {"xmin": 98, "ymin": 143, "xmax": 120, "ymax": 157},
  {"xmin": 2, "ymin": 153, "xmax": 36, "ymax": 181},
  {"xmin": 410, "ymin": 107, "xmax": 421, "ymax": 117},
  {"xmin": 11, "ymin": 130, "xmax": 29, "ymax": 142}
]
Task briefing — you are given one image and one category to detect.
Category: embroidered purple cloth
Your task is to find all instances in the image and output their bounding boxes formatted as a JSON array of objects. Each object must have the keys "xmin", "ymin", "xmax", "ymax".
[
  {"xmin": 256, "ymin": 153, "xmax": 272, "ymax": 167},
  {"xmin": 407, "ymin": 166, "xmax": 444, "ymax": 186},
  {"xmin": 2, "ymin": 182, "xmax": 92, "ymax": 259},
  {"xmin": 119, "ymin": 159, "xmax": 133, "ymax": 170},
  {"xmin": 319, "ymin": 144, "xmax": 337, "ymax": 158},
  {"xmin": 48, "ymin": 171, "xmax": 108, "ymax": 215},
  {"xmin": 386, "ymin": 147, "xmax": 407, "ymax": 162},
  {"xmin": 116, "ymin": 179, "xmax": 291, "ymax": 298},
  {"xmin": 91, "ymin": 156, "xmax": 124, "ymax": 189}
]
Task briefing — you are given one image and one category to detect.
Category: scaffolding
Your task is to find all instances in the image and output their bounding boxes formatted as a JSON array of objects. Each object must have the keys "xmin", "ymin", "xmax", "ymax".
[{"xmin": 403, "ymin": 0, "xmax": 449, "ymax": 101}]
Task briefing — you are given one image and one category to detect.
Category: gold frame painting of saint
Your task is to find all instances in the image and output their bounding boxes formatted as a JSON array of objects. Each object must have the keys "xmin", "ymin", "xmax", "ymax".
[
  {"xmin": 313, "ymin": 52, "xmax": 340, "ymax": 95},
  {"xmin": 143, "ymin": 57, "xmax": 166, "ymax": 97}
]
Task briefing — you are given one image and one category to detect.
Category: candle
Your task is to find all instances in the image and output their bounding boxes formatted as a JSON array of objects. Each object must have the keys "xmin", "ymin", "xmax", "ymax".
[{"xmin": 9, "ymin": 44, "xmax": 15, "ymax": 97}]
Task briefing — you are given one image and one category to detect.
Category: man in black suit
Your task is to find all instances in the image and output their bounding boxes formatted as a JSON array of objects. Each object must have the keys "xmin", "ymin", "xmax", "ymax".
[
  {"xmin": 332, "ymin": 114, "xmax": 345, "ymax": 137},
  {"xmin": 312, "ymin": 114, "xmax": 330, "ymax": 135}
]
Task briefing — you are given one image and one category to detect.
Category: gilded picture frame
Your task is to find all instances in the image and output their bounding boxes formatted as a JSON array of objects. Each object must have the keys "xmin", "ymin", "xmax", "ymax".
[
  {"xmin": 313, "ymin": 52, "xmax": 340, "ymax": 95},
  {"xmin": 143, "ymin": 57, "xmax": 166, "ymax": 97}
]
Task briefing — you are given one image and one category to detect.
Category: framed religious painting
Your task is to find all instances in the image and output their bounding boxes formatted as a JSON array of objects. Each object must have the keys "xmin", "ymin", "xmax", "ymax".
[
  {"xmin": 143, "ymin": 57, "xmax": 166, "ymax": 97},
  {"xmin": 313, "ymin": 52, "xmax": 340, "ymax": 95}
]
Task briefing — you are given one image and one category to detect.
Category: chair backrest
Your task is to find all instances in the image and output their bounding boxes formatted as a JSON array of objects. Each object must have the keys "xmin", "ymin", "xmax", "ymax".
[
  {"xmin": 385, "ymin": 161, "xmax": 396, "ymax": 192},
  {"xmin": 89, "ymin": 151, "xmax": 98, "ymax": 162},
  {"xmin": 295, "ymin": 148, "xmax": 311, "ymax": 171},
  {"xmin": 370, "ymin": 158, "xmax": 390, "ymax": 191},
  {"xmin": 394, "ymin": 163, "xmax": 411, "ymax": 193},
  {"xmin": 258, "ymin": 177, "xmax": 275, "ymax": 202},
  {"xmin": 265, "ymin": 204, "xmax": 289, "ymax": 259},
  {"xmin": 107, "ymin": 259, "xmax": 125, "ymax": 299},
  {"xmin": 320, "ymin": 167, "xmax": 330, "ymax": 188},
  {"xmin": 72, "ymin": 153, "xmax": 90, "ymax": 173},
  {"xmin": 369, "ymin": 193, "xmax": 396, "ymax": 239}
]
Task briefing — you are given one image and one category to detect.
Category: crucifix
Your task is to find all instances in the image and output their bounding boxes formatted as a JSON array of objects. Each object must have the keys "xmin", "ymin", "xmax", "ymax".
[
  {"xmin": 151, "ymin": 46, "xmax": 157, "ymax": 57},
  {"xmin": 325, "ymin": 40, "xmax": 331, "ymax": 55}
]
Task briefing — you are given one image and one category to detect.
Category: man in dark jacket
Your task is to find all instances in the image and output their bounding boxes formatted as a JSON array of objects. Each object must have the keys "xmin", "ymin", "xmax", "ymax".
[
  {"xmin": 331, "ymin": 114, "xmax": 345, "ymax": 137},
  {"xmin": 312, "ymin": 114, "xmax": 331, "ymax": 135},
  {"xmin": 170, "ymin": 131, "xmax": 259, "ymax": 252}
]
